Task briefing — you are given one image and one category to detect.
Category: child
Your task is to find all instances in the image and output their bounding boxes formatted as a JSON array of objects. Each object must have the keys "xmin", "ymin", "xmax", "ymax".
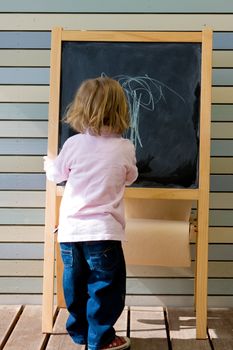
[{"xmin": 44, "ymin": 77, "xmax": 138, "ymax": 350}]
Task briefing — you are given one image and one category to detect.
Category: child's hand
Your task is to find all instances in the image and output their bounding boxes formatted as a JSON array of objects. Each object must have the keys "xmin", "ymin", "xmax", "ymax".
[{"xmin": 43, "ymin": 156, "xmax": 53, "ymax": 171}]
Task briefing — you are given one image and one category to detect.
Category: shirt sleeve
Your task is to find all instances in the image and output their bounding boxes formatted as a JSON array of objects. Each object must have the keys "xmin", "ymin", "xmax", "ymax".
[
  {"xmin": 125, "ymin": 142, "xmax": 138, "ymax": 186},
  {"xmin": 44, "ymin": 138, "xmax": 72, "ymax": 183}
]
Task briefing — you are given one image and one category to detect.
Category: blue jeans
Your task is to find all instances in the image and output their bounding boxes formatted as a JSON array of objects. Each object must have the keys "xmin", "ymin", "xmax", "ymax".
[{"xmin": 60, "ymin": 240, "xmax": 126, "ymax": 350}]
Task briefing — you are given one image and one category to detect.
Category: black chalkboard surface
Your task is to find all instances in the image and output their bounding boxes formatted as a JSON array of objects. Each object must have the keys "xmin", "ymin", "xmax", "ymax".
[{"xmin": 59, "ymin": 41, "xmax": 201, "ymax": 188}]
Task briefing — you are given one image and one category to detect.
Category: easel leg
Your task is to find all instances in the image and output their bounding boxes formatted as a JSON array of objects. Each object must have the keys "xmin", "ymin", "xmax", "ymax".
[
  {"xmin": 42, "ymin": 229, "xmax": 55, "ymax": 333},
  {"xmin": 55, "ymin": 196, "xmax": 66, "ymax": 307},
  {"xmin": 192, "ymin": 220, "xmax": 197, "ymax": 311},
  {"xmin": 56, "ymin": 240, "xmax": 65, "ymax": 307},
  {"xmin": 195, "ymin": 201, "xmax": 208, "ymax": 339},
  {"xmin": 42, "ymin": 182, "xmax": 57, "ymax": 333}
]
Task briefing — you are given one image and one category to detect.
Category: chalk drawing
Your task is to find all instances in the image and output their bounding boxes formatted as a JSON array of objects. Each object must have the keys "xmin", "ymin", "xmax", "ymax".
[{"xmin": 101, "ymin": 73, "xmax": 185, "ymax": 149}]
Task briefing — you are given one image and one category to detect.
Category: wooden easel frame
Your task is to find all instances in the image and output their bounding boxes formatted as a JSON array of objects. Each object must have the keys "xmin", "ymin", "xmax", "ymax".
[{"xmin": 42, "ymin": 28, "xmax": 212, "ymax": 339}]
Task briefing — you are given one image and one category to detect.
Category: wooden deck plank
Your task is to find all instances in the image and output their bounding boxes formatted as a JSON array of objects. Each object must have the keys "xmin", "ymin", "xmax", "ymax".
[
  {"xmin": 0, "ymin": 305, "xmax": 23, "ymax": 350},
  {"xmin": 114, "ymin": 307, "xmax": 128, "ymax": 336},
  {"xmin": 3, "ymin": 305, "xmax": 48, "ymax": 350},
  {"xmin": 46, "ymin": 307, "xmax": 127, "ymax": 349},
  {"xmin": 46, "ymin": 308, "xmax": 85, "ymax": 350},
  {"xmin": 208, "ymin": 308, "xmax": 233, "ymax": 350},
  {"xmin": 167, "ymin": 308, "xmax": 212, "ymax": 349},
  {"xmin": 130, "ymin": 306, "xmax": 168, "ymax": 349}
]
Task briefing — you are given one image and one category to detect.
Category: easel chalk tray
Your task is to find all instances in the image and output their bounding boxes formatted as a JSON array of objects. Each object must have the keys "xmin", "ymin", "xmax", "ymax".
[{"xmin": 42, "ymin": 28, "xmax": 212, "ymax": 339}]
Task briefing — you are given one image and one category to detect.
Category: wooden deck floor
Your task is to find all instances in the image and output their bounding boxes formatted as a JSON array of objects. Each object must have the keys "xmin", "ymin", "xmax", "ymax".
[{"xmin": 0, "ymin": 305, "xmax": 233, "ymax": 350}]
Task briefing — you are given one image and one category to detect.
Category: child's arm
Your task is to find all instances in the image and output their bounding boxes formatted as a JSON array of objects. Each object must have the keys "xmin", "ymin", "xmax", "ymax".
[
  {"xmin": 44, "ymin": 139, "xmax": 71, "ymax": 183},
  {"xmin": 125, "ymin": 143, "xmax": 138, "ymax": 186}
]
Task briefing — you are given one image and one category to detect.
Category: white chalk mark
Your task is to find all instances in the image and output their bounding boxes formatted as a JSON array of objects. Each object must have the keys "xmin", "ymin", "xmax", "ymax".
[{"xmin": 101, "ymin": 73, "xmax": 185, "ymax": 149}]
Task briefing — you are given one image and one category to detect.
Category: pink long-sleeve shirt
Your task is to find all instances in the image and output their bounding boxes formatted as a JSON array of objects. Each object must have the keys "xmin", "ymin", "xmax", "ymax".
[{"xmin": 45, "ymin": 131, "xmax": 138, "ymax": 242}]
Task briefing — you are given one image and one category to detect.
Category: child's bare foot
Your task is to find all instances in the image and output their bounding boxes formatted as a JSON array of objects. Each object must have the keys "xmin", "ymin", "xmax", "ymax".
[{"xmin": 100, "ymin": 336, "xmax": 130, "ymax": 349}]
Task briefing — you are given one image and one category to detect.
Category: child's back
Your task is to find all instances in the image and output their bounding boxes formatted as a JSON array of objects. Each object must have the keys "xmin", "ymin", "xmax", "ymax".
[{"xmin": 49, "ymin": 131, "xmax": 137, "ymax": 242}]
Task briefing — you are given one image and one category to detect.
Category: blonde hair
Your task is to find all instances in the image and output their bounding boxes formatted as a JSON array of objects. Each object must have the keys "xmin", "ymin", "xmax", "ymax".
[{"xmin": 64, "ymin": 77, "xmax": 130, "ymax": 135}]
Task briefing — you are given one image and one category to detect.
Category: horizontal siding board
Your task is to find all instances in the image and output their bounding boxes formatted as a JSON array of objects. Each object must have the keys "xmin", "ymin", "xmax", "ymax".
[
  {"xmin": 0, "ymin": 121, "xmax": 48, "ymax": 137},
  {"xmin": 0, "ymin": 276, "xmax": 232, "ymax": 295},
  {"xmin": 209, "ymin": 227, "xmax": 233, "ymax": 243},
  {"xmin": 0, "ymin": 209, "xmax": 44, "ymax": 224},
  {"xmin": 207, "ymin": 261, "xmax": 233, "ymax": 276},
  {"xmin": 0, "ymin": 174, "xmax": 232, "ymax": 191},
  {"xmin": 0, "ymin": 243, "xmax": 44, "ymax": 259},
  {"xmin": 0, "ymin": 261, "xmax": 43, "ymax": 276},
  {"xmin": 0, "ymin": 86, "xmax": 230, "ymax": 103},
  {"xmin": 0, "ymin": 294, "xmax": 231, "ymax": 308},
  {"xmin": 190, "ymin": 209, "xmax": 233, "ymax": 227},
  {"xmin": 0, "ymin": 158, "xmax": 231, "ymax": 176},
  {"xmin": 208, "ymin": 244, "xmax": 233, "ymax": 261},
  {"xmin": 0, "ymin": 50, "xmax": 230, "ymax": 74},
  {"xmin": 0, "ymin": 242, "xmax": 233, "ymax": 260},
  {"xmin": 1, "ymin": 138, "xmax": 233, "ymax": 157},
  {"xmin": 0, "ymin": 103, "xmax": 48, "ymax": 120},
  {"xmin": 212, "ymin": 177, "xmax": 232, "ymax": 192},
  {"xmin": 0, "ymin": 174, "xmax": 45, "ymax": 190},
  {"xmin": 0, "ymin": 86, "xmax": 49, "ymax": 102},
  {"xmin": 0, "ymin": 107, "xmax": 230, "ymax": 125},
  {"xmin": 127, "ymin": 262, "xmax": 233, "ymax": 278},
  {"xmin": 0, "ymin": 32, "xmax": 232, "ymax": 50},
  {"xmin": 212, "ymin": 87, "xmax": 233, "ymax": 103},
  {"xmin": 0, "ymin": 68, "xmax": 49, "ymax": 85},
  {"xmin": 0, "ymin": 49, "xmax": 232, "ymax": 68},
  {"xmin": 213, "ymin": 51, "xmax": 233, "ymax": 68},
  {"xmin": 1, "ymin": 122, "xmax": 233, "ymax": 140},
  {"xmin": 0, "ymin": 67, "xmax": 232, "ymax": 86},
  {"xmin": 1, "ymin": 14, "xmax": 233, "ymax": 31},
  {"xmin": 211, "ymin": 122, "xmax": 233, "ymax": 138},
  {"xmin": 0, "ymin": 295, "xmax": 40, "ymax": 304},
  {"xmin": 1, "ymin": 191, "xmax": 232, "ymax": 209},
  {"xmin": 132, "ymin": 277, "xmax": 228, "ymax": 295},
  {"xmin": 127, "ymin": 278, "xmax": 233, "ymax": 295},
  {"xmin": 214, "ymin": 32, "xmax": 233, "ymax": 50},
  {"xmin": 128, "ymin": 278, "xmax": 233, "ymax": 295},
  {"xmin": 212, "ymin": 69, "xmax": 233, "ymax": 86},
  {"xmin": 210, "ymin": 193, "xmax": 233, "ymax": 209},
  {"xmin": 210, "ymin": 158, "xmax": 233, "ymax": 174},
  {"xmin": 212, "ymin": 105, "xmax": 233, "ymax": 122},
  {"xmin": 209, "ymin": 210, "xmax": 233, "ymax": 226},
  {"xmin": 0, "ymin": 226, "xmax": 232, "ymax": 243},
  {"xmin": 0, "ymin": 103, "xmax": 229, "ymax": 122},
  {"xmin": 1, "ymin": 0, "xmax": 233, "ymax": 13},
  {"xmin": 107, "ymin": 295, "xmax": 233, "ymax": 307},
  {"xmin": 0, "ymin": 192, "xmax": 232, "ymax": 209},
  {"xmin": 0, "ymin": 191, "xmax": 45, "ymax": 207},
  {"xmin": 0, "ymin": 277, "xmax": 42, "ymax": 294},
  {"xmin": 0, "ymin": 50, "xmax": 50, "ymax": 67},
  {"xmin": 211, "ymin": 140, "xmax": 233, "ymax": 156},
  {"xmin": 0, "ymin": 156, "xmax": 43, "ymax": 172},
  {"xmin": 0, "ymin": 121, "xmax": 48, "ymax": 138},
  {"xmin": 1, "ymin": 261, "xmax": 233, "ymax": 278},
  {"xmin": 0, "ymin": 226, "xmax": 44, "ymax": 242},
  {"xmin": 0, "ymin": 157, "xmax": 233, "ymax": 174},
  {"xmin": 0, "ymin": 86, "xmax": 231, "ymax": 104},
  {"xmin": 0, "ymin": 139, "xmax": 47, "ymax": 155},
  {"xmin": 166, "ymin": 227, "xmax": 233, "ymax": 244},
  {"xmin": 0, "ymin": 32, "xmax": 51, "ymax": 49}
]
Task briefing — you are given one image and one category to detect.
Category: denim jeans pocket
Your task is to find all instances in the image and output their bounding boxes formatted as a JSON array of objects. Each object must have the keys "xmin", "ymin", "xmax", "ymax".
[
  {"xmin": 87, "ymin": 241, "xmax": 121, "ymax": 271},
  {"xmin": 60, "ymin": 243, "xmax": 73, "ymax": 267}
]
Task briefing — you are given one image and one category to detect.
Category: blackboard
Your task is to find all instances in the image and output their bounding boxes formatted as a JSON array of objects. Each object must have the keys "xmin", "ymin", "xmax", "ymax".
[{"xmin": 59, "ymin": 41, "xmax": 201, "ymax": 188}]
